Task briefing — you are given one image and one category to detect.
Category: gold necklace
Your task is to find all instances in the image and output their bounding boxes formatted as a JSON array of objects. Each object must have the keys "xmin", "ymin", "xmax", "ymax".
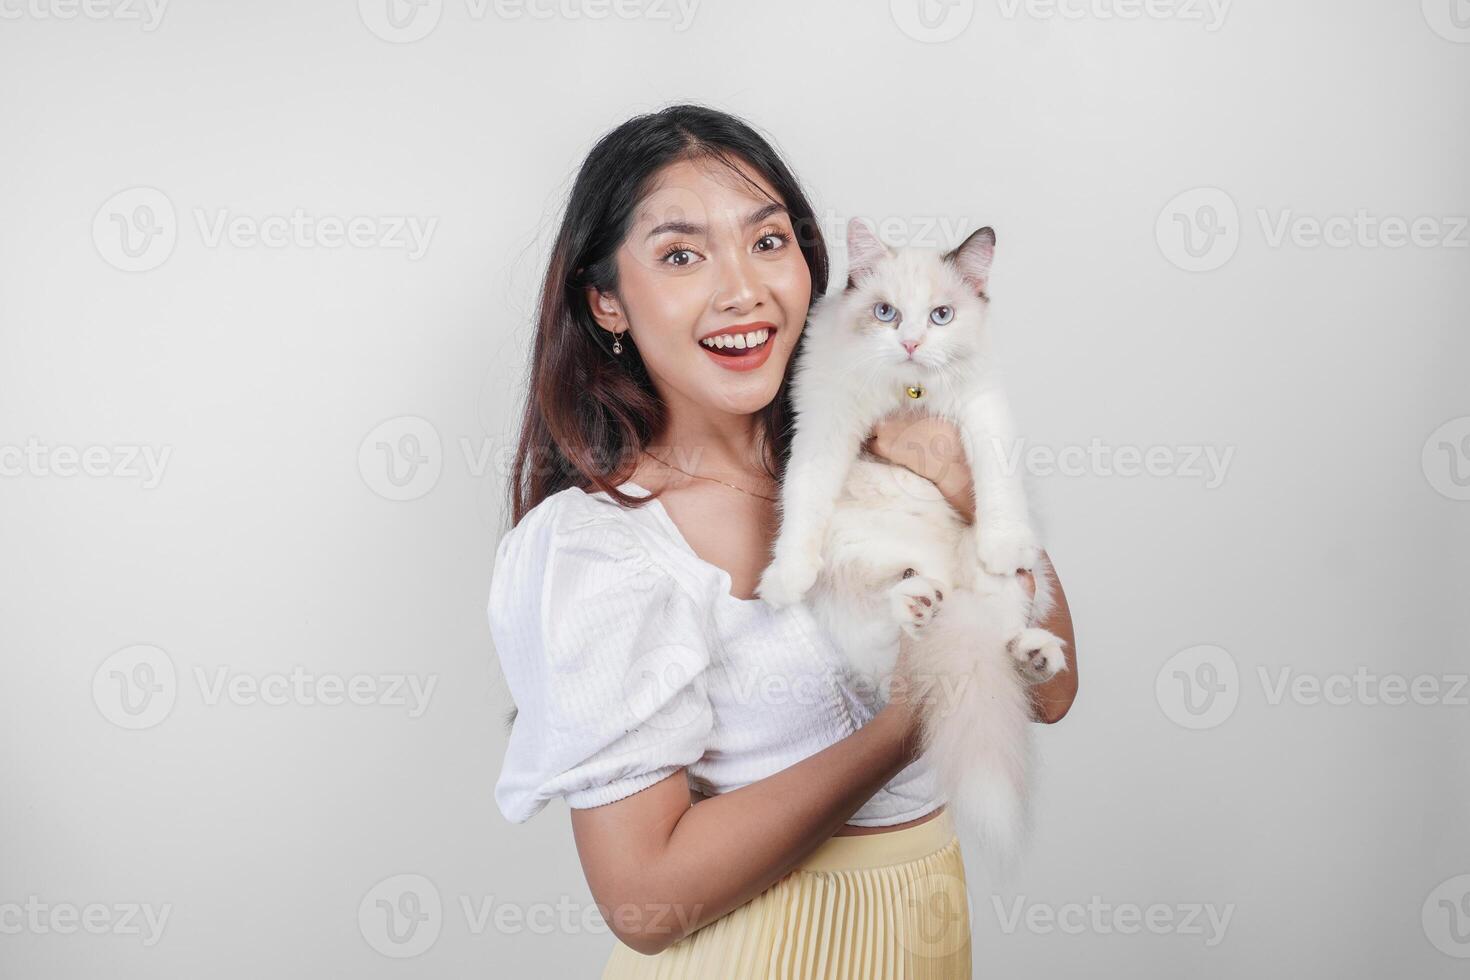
[{"xmin": 641, "ymin": 450, "xmax": 779, "ymax": 502}]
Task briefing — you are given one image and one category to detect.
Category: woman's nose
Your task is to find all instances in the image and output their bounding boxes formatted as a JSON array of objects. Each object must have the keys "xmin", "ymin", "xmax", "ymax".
[{"xmin": 713, "ymin": 253, "xmax": 760, "ymax": 312}]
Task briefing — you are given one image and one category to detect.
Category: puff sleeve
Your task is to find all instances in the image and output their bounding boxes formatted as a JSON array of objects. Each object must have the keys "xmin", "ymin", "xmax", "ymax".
[{"xmin": 489, "ymin": 494, "xmax": 716, "ymax": 823}]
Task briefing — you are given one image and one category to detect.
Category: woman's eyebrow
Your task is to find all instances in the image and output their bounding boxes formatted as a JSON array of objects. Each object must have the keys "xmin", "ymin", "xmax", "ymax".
[{"xmin": 644, "ymin": 202, "xmax": 789, "ymax": 239}]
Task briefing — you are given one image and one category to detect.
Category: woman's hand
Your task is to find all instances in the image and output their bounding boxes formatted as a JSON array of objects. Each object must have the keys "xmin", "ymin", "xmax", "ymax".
[
  {"xmin": 864, "ymin": 410, "xmax": 1078, "ymax": 723},
  {"xmin": 863, "ymin": 410, "xmax": 977, "ymax": 523}
]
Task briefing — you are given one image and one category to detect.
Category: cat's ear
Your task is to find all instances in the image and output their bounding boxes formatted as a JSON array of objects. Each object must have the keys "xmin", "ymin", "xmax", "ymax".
[
  {"xmin": 946, "ymin": 226, "xmax": 997, "ymax": 300},
  {"xmin": 845, "ymin": 218, "xmax": 891, "ymax": 288}
]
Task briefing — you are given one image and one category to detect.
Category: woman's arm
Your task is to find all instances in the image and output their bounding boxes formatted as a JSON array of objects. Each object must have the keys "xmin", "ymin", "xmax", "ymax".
[
  {"xmin": 571, "ymin": 695, "xmax": 923, "ymax": 955},
  {"xmin": 864, "ymin": 408, "xmax": 978, "ymax": 524},
  {"xmin": 1020, "ymin": 554, "xmax": 1078, "ymax": 722},
  {"xmin": 866, "ymin": 410, "xmax": 1079, "ymax": 723}
]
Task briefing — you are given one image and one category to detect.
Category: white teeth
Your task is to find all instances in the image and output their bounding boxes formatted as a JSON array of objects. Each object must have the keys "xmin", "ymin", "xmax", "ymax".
[{"xmin": 701, "ymin": 328, "xmax": 770, "ymax": 351}]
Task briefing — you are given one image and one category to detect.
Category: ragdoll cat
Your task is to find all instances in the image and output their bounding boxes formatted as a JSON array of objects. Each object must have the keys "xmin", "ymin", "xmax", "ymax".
[{"xmin": 755, "ymin": 217, "xmax": 1068, "ymax": 861}]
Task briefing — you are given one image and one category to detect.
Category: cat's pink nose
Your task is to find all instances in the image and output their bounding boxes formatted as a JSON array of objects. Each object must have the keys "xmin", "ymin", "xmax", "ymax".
[{"xmin": 902, "ymin": 340, "xmax": 921, "ymax": 357}]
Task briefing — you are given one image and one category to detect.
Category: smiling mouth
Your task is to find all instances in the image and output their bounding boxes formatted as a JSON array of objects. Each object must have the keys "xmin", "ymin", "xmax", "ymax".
[{"xmin": 698, "ymin": 326, "xmax": 775, "ymax": 356}]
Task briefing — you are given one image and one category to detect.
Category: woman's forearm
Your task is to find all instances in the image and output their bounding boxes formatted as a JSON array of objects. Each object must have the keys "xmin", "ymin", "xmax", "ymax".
[
  {"xmin": 869, "ymin": 415, "xmax": 1078, "ymax": 723},
  {"xmin": 639, "ymin": 704, "xmax": 920, "ymax": 953},
  {"xmin": 1025, "ymin": 551, "xmax": 1078, "ymax": 722},
  {"xmin": 869, "ymin": 410, "xmax": 977, "ymax": 522},
  {"xmin": 934, "ymin": 464, "xmax": 976, "ymax": 523}
]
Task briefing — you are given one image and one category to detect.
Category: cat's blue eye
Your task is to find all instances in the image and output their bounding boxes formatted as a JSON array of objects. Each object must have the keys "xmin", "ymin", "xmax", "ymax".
[
  {"xmin": 929, "ymin": 306, "xmax": 954, "ymax": 325},
  {"xmin": 873, "ymin": 302, "xmax": 897, "ymax": 323}
]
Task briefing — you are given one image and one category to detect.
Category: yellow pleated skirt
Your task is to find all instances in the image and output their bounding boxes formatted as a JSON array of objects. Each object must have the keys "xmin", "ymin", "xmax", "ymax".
[{"xmin": 601, "ymin": 807, "xmax": 971, "ymax": 979}]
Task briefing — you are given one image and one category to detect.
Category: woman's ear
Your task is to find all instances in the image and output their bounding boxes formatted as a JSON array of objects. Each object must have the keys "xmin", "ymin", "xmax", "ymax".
[{"xmin": 584, "ymin": 286, "xmax": 624, "ymax": 333}]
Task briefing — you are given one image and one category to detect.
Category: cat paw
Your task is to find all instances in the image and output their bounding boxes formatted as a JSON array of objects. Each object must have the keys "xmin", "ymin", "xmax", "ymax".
[
  {"xmin": 889, "ymin": 568, "xmax": 945, "ymax": 638},
  {"xmin": 977, "ymin": 521, "xmax": 1040, "ymax": 576},
  {"xmin": 756, "ymin": 551, "xmax": 823, "ymax": 607},
  {"xmin": 1007, "ymin": 627, "xmax": 1066, "ymax": 683}
]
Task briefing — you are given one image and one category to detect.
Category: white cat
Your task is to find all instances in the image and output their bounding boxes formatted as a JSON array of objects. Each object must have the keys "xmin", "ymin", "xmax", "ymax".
[{"xmin": 756, "ymin": 217, "xmax": 1068, "ymax": 861}]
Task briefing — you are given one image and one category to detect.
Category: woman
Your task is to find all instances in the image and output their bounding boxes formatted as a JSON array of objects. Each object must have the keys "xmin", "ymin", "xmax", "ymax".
[{"xmin": 490, "ymin": 103, "xmax": 1078, "ymax": 977}]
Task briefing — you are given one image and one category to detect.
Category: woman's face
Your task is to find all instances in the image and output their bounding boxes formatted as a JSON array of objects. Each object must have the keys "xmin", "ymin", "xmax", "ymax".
[{"xmin": 587, "ymin": 156, "xmax": 812, "ymax": 426}]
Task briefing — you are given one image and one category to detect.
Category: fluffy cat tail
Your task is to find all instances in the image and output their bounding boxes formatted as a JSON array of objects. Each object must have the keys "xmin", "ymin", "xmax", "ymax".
[{"xmin": 906, "ymin": 586, "xmax": 1035, "ymax": 871}]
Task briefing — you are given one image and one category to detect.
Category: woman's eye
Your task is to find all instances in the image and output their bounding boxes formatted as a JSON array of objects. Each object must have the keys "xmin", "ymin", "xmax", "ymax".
[
  {"xmin": 929, "ymin": 306, "xmax": 954, "ymax": 325},
  {"xmin": 754, "ymin": 231, "xmax": 791, "ymax": 252},
  {"xmin": 662, "ymin": 247, "xmax": 698, "ymax": 267},
  {"xmin": 873, "ymin": 302, "xmax": 898, "ymax": 323}
]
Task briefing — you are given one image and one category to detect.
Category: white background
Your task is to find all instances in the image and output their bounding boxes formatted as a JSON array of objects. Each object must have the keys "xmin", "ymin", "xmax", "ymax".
[{"xmin": 1, "ymin": 0, "xmax": 1467, "ymax": 976}]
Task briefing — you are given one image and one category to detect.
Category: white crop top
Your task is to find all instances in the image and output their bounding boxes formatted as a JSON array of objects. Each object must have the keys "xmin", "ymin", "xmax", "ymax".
[{"xmin": 489, "ymin": 480, "xmax": 946, "ymax": 827}]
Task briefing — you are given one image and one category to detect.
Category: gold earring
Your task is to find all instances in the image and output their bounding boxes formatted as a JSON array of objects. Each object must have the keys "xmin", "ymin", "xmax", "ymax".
[{"xmin": 612, "ymin": 331, "xmax": 624, "ymax": 355}]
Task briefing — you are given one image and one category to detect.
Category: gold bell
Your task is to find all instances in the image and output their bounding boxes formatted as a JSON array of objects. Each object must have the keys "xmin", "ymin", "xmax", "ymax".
[{"xmin": 905, "ymin": 384, "xmax": 924, "ymax": 399}]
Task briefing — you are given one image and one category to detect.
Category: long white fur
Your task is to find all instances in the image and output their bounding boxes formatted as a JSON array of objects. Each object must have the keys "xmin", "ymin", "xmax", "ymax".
[{"xmin": 756, "ymin": 218, "xmax": 1068, "ymax": 865}]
